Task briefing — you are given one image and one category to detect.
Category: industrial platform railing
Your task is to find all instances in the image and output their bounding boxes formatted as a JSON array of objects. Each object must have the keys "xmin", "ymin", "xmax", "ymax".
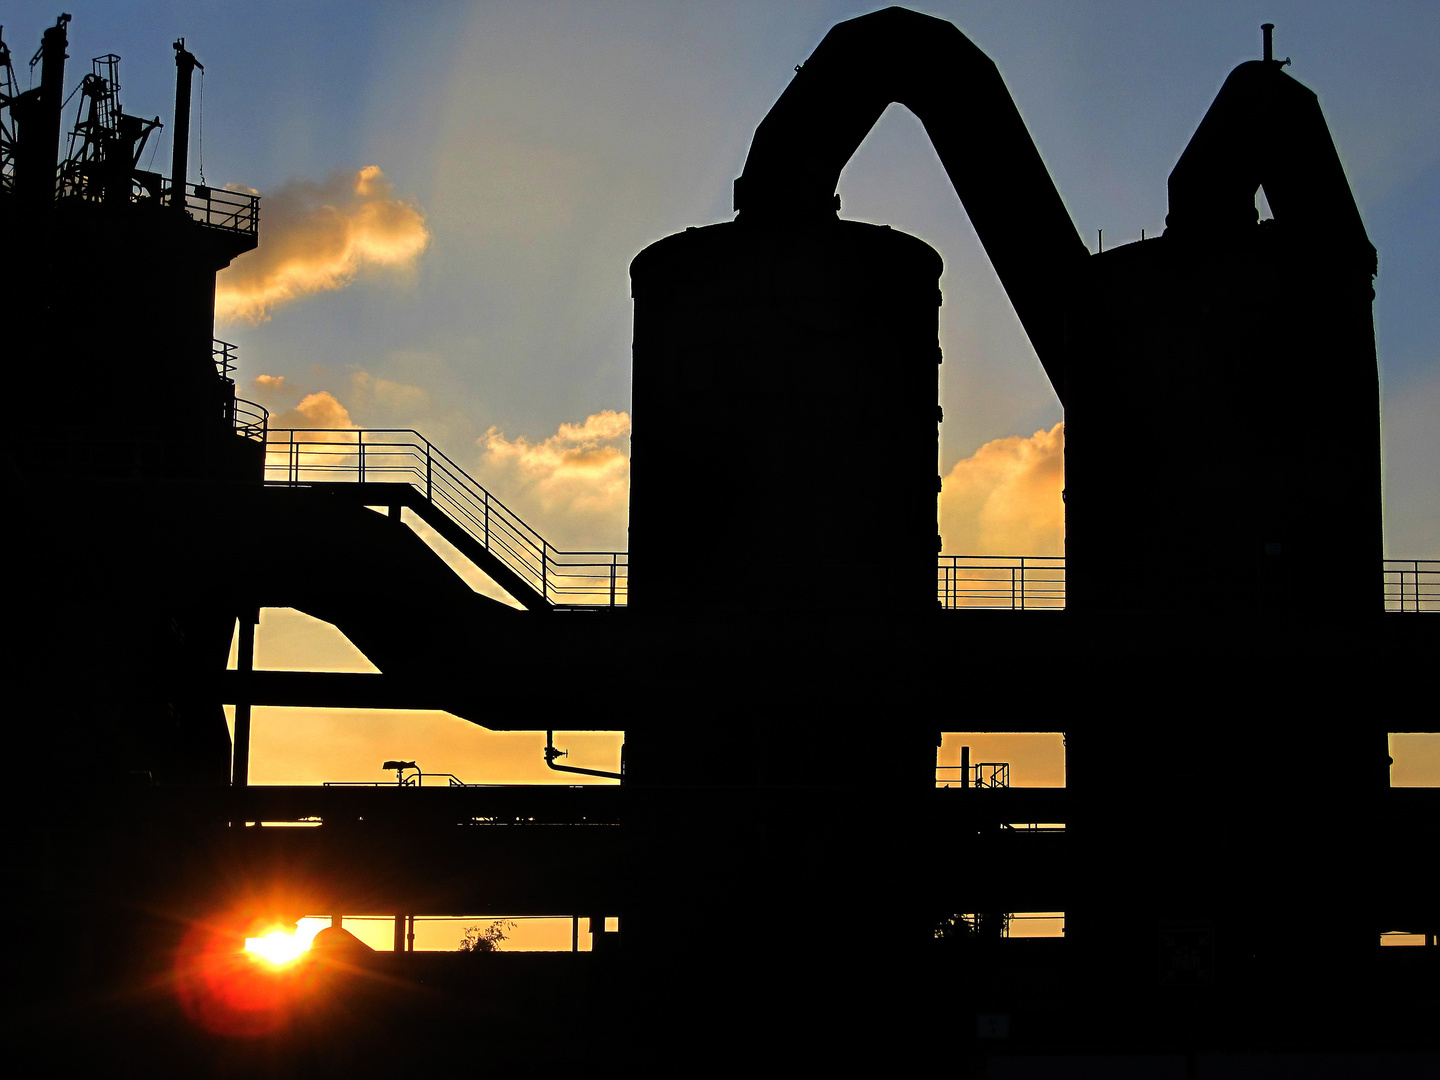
[
  {"xmin": 63, "ymin": 174, "xmax": 262, "ymax": 236},
  {"xmin": 169, "ymin": 179, "xmax": 259, "ymax": 236},
  {"xmin": 259, "ymin": 428, "xmax": 1435, "ymax": 613},
  {"xmin": 1384, "ymin": 559, "xmax": 1438, "ymax": 612},
  {"xmin": 264, "ymin": 429, "xmax": 626, "ymax": 609},
  {"xmin": 938, "ymin": 557, "xmax": 1435, "ymax": 611},
  {"xmin": 938, "ymin": 556, "xmax": 1065, "ymax": 610},
  {"xmin": 936, "ymin": 762, "xmax": 1011, "ymax": 788}
]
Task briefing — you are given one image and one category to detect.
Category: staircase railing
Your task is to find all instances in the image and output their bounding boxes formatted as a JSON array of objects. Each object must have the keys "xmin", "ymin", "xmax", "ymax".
[
  {"xmin": 263, "ymin": 428, "xmax": 626, "ymax": 609},
  {"xmin": 214, "ymin": 339, "xmax": 238, "ymax": 382}
]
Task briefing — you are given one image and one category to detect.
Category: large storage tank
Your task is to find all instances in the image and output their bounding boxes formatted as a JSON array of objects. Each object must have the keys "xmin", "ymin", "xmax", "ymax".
[{"xmin": 629, "ymin": 219, "xmax": 943, "ymax": 614}]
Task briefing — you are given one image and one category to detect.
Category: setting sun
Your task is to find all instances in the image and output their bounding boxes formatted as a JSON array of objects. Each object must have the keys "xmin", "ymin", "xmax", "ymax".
[{"xmin": 244, "ymin": 930, "xmax": 309, "ymax": 967}]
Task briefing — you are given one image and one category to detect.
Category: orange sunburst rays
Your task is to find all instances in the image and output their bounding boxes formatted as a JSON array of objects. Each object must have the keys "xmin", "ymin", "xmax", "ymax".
[
  {"xmin": 244, "ymin": 927, "xmax": 311, "ymax": 967},
  {"xmin": 175, "ymin": 918, "xmax": 324, "ymax": 1037}
]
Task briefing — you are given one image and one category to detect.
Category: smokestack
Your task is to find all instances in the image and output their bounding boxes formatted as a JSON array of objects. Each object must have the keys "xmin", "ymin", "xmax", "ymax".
[
  {"xmin": 15, "ymin": 14, "xmax": 69, "ymax": 205},
  {"xmin": 170, "ymin": 38, "xmax": 201, "ymax": 211},
  {"xmin": 1262, "ymin": 24, "xmax": 1274, "ymax": 63}
]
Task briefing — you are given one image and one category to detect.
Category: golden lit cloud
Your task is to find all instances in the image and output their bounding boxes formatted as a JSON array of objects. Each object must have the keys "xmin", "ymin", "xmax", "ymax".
[
  {"xmin": 941, "ymin": 422, "xmax": 1064, "ymax": 555},
  {"xmin": 254, "ymin": 374, "xmax": 286, "ymax": 388},
  {"xmin": 481, "ymin": 411, "xmax": 630, "ymax": 533},
  {"xmin": 264, "ymin": 392, "xmax": 359, "ymax": 483},
  {"xmin": 216, "ymin": 166, "xmax": 430, "ymax": 324},
  {"xmin": 272, "ymin": 391, "xmax": 356, "ymax": 431}
]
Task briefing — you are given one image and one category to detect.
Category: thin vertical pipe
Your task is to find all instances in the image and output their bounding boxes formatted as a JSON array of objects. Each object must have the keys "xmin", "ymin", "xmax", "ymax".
[{"xmin": 232, "ymin": 608, "xmax": 258, "ymax": 787}]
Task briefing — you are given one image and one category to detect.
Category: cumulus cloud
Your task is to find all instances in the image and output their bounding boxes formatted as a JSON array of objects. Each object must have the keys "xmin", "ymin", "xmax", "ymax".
[
  {"xmin": 272, "ymin": 391, "xmax": 357, "ymax": 431},
  {"xmin": 254, "ymin": 374, "xmax": 286, "ymax": 388},
  {"xmin": 216, "ymin": 166, "xmax": 430, "ymax": 324},
  {"xmin": 480, "ymin": 411, "xmax": 630, "ymax": 547},
  {"xmin": 940, "ymin": 422, "xmax": 1065, "ymax": 555}
]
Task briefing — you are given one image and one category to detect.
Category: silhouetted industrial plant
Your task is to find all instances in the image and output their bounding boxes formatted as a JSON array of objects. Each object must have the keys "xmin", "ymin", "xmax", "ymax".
[{"xmin": 4, "ymin": 9, "xmax": 1435, "ymax": 1075}]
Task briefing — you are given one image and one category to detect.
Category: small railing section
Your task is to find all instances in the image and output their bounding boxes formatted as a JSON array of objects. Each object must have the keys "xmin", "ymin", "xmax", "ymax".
[
  {"xmin": 214, "ymin": 339, "xmax": 238, "ymax": 382},
  {"xmin": 1384, "ymin": 559, "xmax": 1438, "ymax": 612},
  {"xmin": 325, "ymin": 773, "xmax": 475, "ymax": 789},
  {"xmin": 938, "ymin": 555, "xmax": 1064, "ymax": 610},
  {"xmin": 173, "ymin": 180, "xmax": 259, "ymax": 236},
  {"xmin": 936, "ymin": 762, "xmax": 1010, "ymax": 789},
  {"xmin": 264, "ymin": 429, "xmax": 626, "ymax": 609},
  {"xmin": 228, "ymin": 398, "xmax": 268, "ymax": 442}
]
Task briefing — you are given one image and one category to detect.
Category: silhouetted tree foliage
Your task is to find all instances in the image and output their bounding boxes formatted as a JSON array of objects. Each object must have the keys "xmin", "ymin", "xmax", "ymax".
[
  {"xmin": 934, "ymin": 914, "xmax": 975, "ymax": 940},
  {"xmin": 458, "ymin": 920, "xmax": 515, "ymax": 953},
  {"xmin": 935, "ymin": 912, "xmax": 1008, "ymax": 940}
]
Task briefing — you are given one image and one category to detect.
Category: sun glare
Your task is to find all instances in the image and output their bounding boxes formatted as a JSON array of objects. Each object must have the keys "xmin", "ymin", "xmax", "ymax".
[{"xmin": 244, "ymin": 930, "xmax": 309, "ymax": 966}]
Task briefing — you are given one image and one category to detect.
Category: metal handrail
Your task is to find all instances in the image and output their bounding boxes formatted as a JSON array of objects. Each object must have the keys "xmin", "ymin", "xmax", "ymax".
[
  {"xmin": 936, "ymin": 762, "xmax": 1010, "ymax": 789},
  {"xmin": 1384, "ymin": 559, "xmax": 1439, "ymax": 613},
  {"xmin": 169, "ymin": 179, "xmax": 259, "ymax": 235},
  {"xmin": 55, "ymin": 173, "xmax": 260, "ymax": 237},
  {"xmin": 938, "ymin": 556, "xmax": 1435, "ymax": 611},
  {"xmin": 214, "ymin": 339, "xmax": 238, "ymax": 382},
  {"xmin": 228, "ymin": 398, "xmax": 268, "ymax": 442},
  {"xmin": 938, "ymin": 555, "xmax": 1065, "ymax": 610},
  {"xmin": 264, "ymin": 429, "xmax": 627, "ymax": 608},
  {"xmin": 261, "ymin": 428, "xmax": 1432, "ymax": 614},
  {"xmin": 324, "ymin": 771, "xmax": 472, "ymax": 788}
]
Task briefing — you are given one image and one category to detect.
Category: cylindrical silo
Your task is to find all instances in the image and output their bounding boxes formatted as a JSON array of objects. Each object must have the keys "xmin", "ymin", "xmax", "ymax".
[{"xmin": 628, "ymin": 219, "xmax": 943, "ymax": 614}]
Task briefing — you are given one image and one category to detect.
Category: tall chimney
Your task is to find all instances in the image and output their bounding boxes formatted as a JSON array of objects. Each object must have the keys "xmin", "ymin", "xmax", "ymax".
[
  {"xmin": 1262, "ymin": 24, "xmax": 1274, "ymax": 63},
  {"xmin": 170, "ymin": 39, "xmax": 201, "ymax": 210},
  {"xmin": 15, "ymin": 14, "xmax": 69, "ymax": 205}
]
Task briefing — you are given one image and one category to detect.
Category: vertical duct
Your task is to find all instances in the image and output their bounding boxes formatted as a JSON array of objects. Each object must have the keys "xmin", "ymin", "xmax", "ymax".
[
  {"xmin": 170, "ymin": 39, "xmax": 200, "ymax": 210},
  {"xmin": 14, "ymin": 14, "xmax": 69, "ymax": 204}
]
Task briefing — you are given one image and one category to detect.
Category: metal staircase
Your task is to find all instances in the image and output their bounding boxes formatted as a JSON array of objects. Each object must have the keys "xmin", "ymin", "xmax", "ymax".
[{"xmin": 263, "ymin": 428, "xmax": 627, "ymax": 610}]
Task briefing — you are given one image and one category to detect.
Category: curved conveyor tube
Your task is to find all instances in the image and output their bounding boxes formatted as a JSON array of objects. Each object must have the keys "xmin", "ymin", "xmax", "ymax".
[{"xmin": 733, "ymin": 6, "xmax": 1089, "ymax": 401}]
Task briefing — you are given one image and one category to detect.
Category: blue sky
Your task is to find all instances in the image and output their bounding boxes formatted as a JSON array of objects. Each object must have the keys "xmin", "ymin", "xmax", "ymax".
[{"xmin": 8, "ymin": 0, "xmax": 1436, "ymax": 557}]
